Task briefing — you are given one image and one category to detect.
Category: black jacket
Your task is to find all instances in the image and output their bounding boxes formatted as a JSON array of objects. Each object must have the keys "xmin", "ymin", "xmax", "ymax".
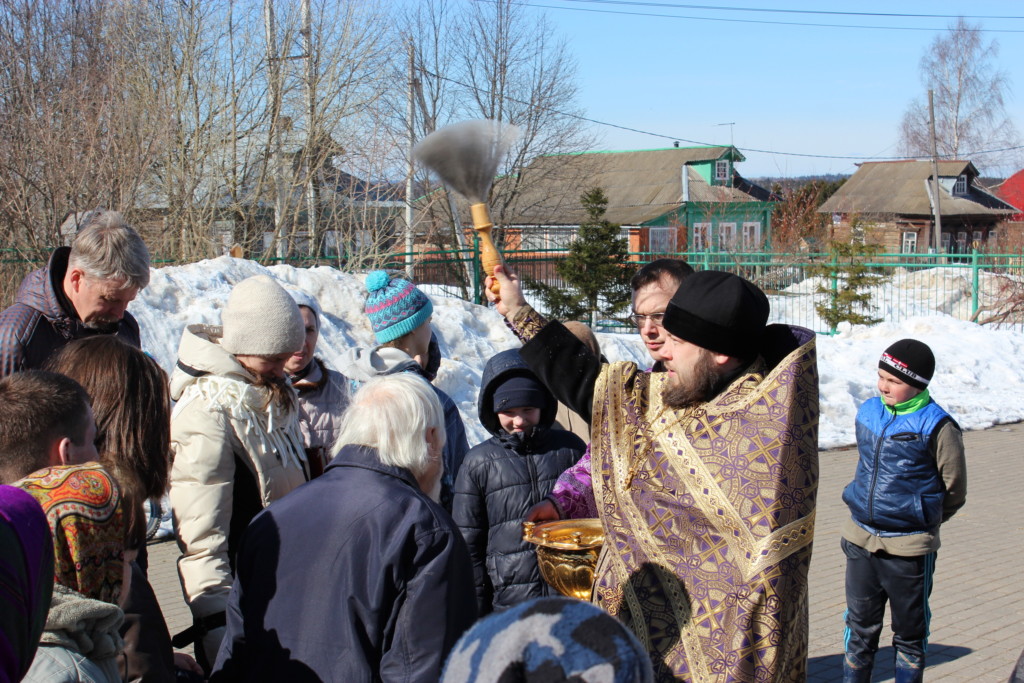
[
  {"xmin": 0, "ymin": 246, "xmax": 142, "ymax": 376},
  {"xmin": 452, "ymin": 349, "xmax": 585, "ymax": 615},
  {"xmin": 212, "ymin": 445, "xmax": 477, "ymax": 682}
]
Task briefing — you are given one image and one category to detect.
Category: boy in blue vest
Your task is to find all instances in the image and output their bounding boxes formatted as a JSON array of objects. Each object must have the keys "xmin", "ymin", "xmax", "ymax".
[{"xmin": 841, "ymin": 339, "xmax": 967, "ymax": 683}]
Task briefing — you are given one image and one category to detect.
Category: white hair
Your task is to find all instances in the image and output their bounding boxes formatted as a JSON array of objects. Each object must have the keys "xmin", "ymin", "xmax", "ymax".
[
  {"xmin": 68, "ymin": 210, "xmax": 150, "ymax": 290},
  {"xmin": 332, "ymin": 373, "xmax": 445, "ymax": 479}
]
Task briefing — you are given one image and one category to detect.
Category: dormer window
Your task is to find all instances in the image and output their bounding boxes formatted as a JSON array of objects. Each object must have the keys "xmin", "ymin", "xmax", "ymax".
[
  {"xmin": 715, "ymin": 160, "xmax": 729, "ymax": 182},
  {"xmin": 953, "ymin": 174, "xmax": 968, "ymax": 195}
]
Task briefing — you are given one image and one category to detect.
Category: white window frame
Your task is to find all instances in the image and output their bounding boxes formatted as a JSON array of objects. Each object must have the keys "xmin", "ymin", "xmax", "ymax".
[
  {"xmin": 954, "ymin": 174, "xmax": 968, "ymax": 195},
  {"xmin": 520, "ymin": 227, "xmax": 576, "ymax": 251},
  {"xmin": 741, "ymin": 222, "xmax": 761, "ymax": 250},
  {"xmin": 692, "ymin": 222, "xmax": 711, "ymax": 251},
  {"xmin": 901, "ymin": 231, "xmax": 918, "ymax": 254},
  {"xmin": 941, "ymin": 233, "xmax": 951, "ymax": 252},
  {"xmin": 648, "ymin": 226, "xmax": 676, "ymax": 254},
  {"xmin": 715, "ymin": 160, "xmax": 729, "ymax": 182},
  {"xmin": 718, "ymin": 222, "xmax": 737, "ymax": 250},
  {"xmin": 988, "ymin": 229, "xmax": 998, "ymax": 246},
  {"xmin": 972, "ymin": 231, "xmax": 983, "ymax": 248}
]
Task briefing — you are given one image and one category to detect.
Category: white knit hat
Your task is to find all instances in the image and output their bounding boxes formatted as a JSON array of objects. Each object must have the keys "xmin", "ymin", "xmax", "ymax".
[{"xmin": 221, "ymin": 275, "xmax": 304, "ymax": 356}]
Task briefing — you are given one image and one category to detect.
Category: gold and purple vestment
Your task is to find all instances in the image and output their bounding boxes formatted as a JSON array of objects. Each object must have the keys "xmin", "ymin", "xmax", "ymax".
[{"xmin": 590, "ymin": 331, "xmax": 818, "ymax": 682}]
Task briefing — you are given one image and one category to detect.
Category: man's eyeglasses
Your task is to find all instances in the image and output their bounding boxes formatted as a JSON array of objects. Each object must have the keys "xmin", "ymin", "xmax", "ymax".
[{"xmin": 629, "ymin": 312, "xmax": 665, "ymax": 327}]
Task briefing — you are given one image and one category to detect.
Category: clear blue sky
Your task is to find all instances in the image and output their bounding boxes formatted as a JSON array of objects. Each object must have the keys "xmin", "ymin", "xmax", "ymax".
[{"xmin": 516, "ymin": 0, "xmax": 1024, "ymax": 178}]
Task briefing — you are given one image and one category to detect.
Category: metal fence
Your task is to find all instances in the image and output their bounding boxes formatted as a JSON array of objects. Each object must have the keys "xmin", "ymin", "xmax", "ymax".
[
  {"xmin": 398, "ymin": 246, "xmax": 1024, "ymax": 335},
  {"xmin": 4, "ymin": 246, "xmax": 1022, "ymax": 335}
]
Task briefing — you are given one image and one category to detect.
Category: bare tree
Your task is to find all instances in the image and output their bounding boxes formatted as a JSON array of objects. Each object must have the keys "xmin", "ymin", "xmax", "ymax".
[
  {"xmin": 391, "ymin": 0, "xmax": 594, "ymax": 259},
  {"xmin": 0, "ymin": 0, "xmax": 171, "ymax": 250},
  {"xmin": 899, "ymin": 18, "xmax": 1021, "ymax": 173}
]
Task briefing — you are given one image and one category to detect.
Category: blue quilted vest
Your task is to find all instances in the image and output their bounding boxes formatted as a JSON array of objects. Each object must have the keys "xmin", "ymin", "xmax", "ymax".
[{"xmin": 842, "ymin": 397, "xmax": 952, "ymax": 533}]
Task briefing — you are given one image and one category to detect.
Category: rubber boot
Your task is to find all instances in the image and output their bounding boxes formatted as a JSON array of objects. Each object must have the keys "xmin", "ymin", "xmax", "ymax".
[
  {"xmin": 843, "ymin": 654, "xmax": 873, "ymax": 683},
  {"xmin": 894, "ymin": 651, "xmax": 924, "ymax": 683}
]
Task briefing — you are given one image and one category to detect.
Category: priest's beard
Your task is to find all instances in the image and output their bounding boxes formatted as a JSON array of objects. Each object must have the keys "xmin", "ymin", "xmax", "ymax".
[{"xmin": 662, "ymin": 348, "xmax": 721, "ymax": 409}]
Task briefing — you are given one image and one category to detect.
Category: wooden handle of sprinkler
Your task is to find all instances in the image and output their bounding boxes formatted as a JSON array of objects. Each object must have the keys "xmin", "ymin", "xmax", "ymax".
[{"xmin": 470, "ymin": 203, "xmax": 503, "ymax": 294}]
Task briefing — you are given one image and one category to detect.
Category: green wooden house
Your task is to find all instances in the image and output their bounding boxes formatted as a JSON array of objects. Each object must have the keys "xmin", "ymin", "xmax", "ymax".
[{"xmin": 482, "ymin": 145, "xmax": 776, "ymax": 254}]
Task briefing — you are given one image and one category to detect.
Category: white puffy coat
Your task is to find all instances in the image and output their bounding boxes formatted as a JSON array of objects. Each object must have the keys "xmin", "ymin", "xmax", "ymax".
[{"xmin": 168, "ymin": 324, "xmax": 308, "ymax": 661}]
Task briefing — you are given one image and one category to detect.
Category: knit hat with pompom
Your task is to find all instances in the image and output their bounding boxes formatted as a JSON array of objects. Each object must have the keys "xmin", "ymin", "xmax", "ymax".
[{"xmin": 364, "ymin": 270, "xmax": 433, "ymax": 344}]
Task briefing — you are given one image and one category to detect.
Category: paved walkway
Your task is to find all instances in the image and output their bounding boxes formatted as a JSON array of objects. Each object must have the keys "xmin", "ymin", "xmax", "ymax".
[{"xmin": 148, "ymin": 422, "xmax": 1024, "ymax": 681}]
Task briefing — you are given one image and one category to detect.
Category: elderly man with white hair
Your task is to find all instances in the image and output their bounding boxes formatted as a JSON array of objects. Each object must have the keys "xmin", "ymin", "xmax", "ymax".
[
  {"xmin": 211, "ymin": 373, "xmax": 477, "ymax": 682},
  {"xmin": 0, "ymin": 209, "xmax": 150, "ymax": 377}
]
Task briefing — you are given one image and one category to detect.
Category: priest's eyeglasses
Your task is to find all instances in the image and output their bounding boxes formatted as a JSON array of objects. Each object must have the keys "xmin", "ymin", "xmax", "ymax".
[{"xmin": 629, "ymin": 312, "xmax": 665, "ymax": 327}]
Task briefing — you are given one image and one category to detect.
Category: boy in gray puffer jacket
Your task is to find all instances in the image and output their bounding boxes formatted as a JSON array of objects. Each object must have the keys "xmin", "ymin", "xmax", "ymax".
[{"xmin": 453, "ymin": 349, "xmax": 585, "ymax": 616}]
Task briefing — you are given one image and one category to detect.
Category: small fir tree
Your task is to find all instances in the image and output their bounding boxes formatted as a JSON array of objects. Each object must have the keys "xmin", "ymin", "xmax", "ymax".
[
  {"xmin": 809, "ymin": 229, "xmax": 889, "ymax": 332},
  {"xmin": 526, "ymin": 188, "xmax": 636, "ymax": 326}
]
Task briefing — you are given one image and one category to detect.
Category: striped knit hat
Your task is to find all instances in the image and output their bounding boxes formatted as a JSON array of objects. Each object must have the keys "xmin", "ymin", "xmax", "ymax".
[{"xmin": 364, "ymin": 270, "xmax": 433, "ymax": 344}]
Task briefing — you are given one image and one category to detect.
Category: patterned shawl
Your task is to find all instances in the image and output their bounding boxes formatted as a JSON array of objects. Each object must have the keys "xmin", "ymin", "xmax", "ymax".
[
  {"xmin": 16, "ymin": 463, "xmax": 125, "ymax": 605},
  {"xmin": 0, "ymin": 485, "xmax": 55, "ymax": 682},
  {"xmin": 591, "ymin": 327, "xmax": 819, "ymax": 682}
]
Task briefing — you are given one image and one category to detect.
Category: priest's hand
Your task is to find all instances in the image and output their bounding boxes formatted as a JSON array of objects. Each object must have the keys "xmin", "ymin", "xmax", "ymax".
[{"xmin": 485, "ymin": 264, "xmax": 527, "ymax": 318}]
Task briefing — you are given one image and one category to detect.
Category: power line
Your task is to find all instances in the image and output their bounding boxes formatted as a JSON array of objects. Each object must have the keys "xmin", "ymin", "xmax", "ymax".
[
  {"xmin": 507, "ymin": 0, "xmax": 1024, "ymax": 33},
  {"xmin": 418, "ymin": 67, "xmax": 1024, "ymax": 162},
  {"xmin": 545, "ymin": 0, "xmax": 1024, "ymax": 21}
]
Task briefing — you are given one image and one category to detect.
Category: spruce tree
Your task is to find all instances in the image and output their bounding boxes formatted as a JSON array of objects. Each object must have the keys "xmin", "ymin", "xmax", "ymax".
[
  {"xmin": 809, "ymin": 228, "xmax": 890, "ymax": 332},
  {"xmin": 526, "ymin": 188, "xmax": 636, "ymax": 326}
]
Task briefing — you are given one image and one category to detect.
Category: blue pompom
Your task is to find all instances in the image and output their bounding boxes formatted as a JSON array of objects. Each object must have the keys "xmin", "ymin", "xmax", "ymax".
[{"xmin": 366, "ymin": 270, "xmax": 390, "ymax": 293}]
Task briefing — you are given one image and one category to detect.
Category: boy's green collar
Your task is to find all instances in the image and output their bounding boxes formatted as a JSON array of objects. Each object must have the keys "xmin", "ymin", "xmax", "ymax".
[{"xmin": 884, "ymin": 388, "xmax": 931, "ymax": 415}]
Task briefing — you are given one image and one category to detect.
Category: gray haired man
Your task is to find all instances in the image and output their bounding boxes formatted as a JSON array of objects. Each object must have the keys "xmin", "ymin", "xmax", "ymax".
[{"xmin": 0, "ymin": 209, "xmax": 151, "ymax": 376}]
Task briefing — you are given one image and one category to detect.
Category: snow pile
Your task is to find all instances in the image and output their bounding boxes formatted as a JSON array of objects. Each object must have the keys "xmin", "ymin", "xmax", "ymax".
[{"xmin": 134, "ymin": 257, "xmax": 1024, "ymax": 451}]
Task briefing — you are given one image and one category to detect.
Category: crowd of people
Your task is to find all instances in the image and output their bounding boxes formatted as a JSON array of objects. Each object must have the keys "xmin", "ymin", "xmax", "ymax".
[{"xmin": 0, "ymin": 211, "xmax": 970, "ymax": 683}]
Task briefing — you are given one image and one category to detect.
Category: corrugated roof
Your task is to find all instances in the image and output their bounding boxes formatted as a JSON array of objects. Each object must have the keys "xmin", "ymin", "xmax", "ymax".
[
  {"xmin": 818, "ymin": 160, "xmax": 1017, "ymax": 217},
  {"xmin": 486, "ymin": 147, "xmax": 766, "ymax": 226}
]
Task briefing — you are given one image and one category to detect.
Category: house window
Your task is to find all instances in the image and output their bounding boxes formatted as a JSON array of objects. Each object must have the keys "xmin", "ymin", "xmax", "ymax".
[
  {"xmin": 941, "ymin": 233, "xmax": 951, "ymax": 252},
  {"xmin": 972, "ymin": 231, "xmax": 983, "ymax": 248},
  {"xmin": 741, "ymin": 222, "xmax": 761, "ymax": 250},
  {"xmin": 715, "ymin": 160, "xmax": 729, "ymax": 182},
  {"xmin": 324, "ymin": 231, "xmax": 341, "ymax": 257},
  {"xmin": 649, "ymin": 227, "xmax": 676, "ymax": 254},
  {"xmin": 692, "ymin": 223, "xmax": 711, "ymax": 251},
  {"xmin": 954, "ymin": 174, "xmax": 968, "ymax": 195},
  {"xmin": 901, "ymin": 231, "xmax": 918, "ymax": 254},
  {"xmin": 989, "ymin": 229, "xmax": 998, "ymax": 246},
  {"xmin": 520, "ymin": 227, "xmax": 574, "ymax": 250},
  {"xmin": 956, "ymin": 231, "xmax": 968, "ymax": 252},
  {"xmin": 718, "ymin": 222, "xmax": 737, "ymax": 250}
]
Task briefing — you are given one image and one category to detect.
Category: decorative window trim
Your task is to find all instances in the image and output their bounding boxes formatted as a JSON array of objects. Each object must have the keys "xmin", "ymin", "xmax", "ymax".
[{"xmin": 715, "ymin": 160, "xmax": 729, "ymax": 181}]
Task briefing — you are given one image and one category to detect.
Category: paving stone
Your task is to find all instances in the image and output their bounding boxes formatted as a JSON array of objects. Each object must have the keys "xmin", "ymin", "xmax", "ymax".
[{"xmin": 146, "ymin": 422, "xmax": 1024, "ymax": 676}]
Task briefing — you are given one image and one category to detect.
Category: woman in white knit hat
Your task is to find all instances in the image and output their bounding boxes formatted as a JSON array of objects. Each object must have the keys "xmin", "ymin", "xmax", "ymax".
[{"xmin": 167, "ymin": 274, "xmax": 309, "ymax": 672}]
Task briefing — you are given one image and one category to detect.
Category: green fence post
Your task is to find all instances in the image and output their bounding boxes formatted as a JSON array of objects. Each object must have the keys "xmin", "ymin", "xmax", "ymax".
[
  {"xmin": 971, "ymin": 247, "xmax": 980, "ymax": 320},
  {"xmin": 829, "ymin": 251, "xmax": 839, "ymax": 336}
]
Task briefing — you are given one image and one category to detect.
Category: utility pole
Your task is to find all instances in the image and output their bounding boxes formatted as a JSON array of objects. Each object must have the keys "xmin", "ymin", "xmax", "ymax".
[
  {"xmin": 302, "ymin": 0, "xmax": 319, "ymax": 259},
  {"xmin": 405, "ymin": 37, "xmax": 415, "ymax": 277},
  {"xmin": 928, "ymin": 89, "xmax": 944, "ymax": 253},
  {"xmin": 264, "ymin": 0, "xmax": 288, "ymax": 259}
]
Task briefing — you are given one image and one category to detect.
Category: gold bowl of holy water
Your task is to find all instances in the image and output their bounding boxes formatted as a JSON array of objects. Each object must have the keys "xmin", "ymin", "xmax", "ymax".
[{"xmin": 523, "ymin": 519, "xmax": 604, "ymax": 601}]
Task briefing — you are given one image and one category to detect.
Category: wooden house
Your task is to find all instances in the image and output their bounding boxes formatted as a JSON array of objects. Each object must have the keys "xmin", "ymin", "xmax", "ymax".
[
  {"xmin": 817, "ymin": 160, "xmax": 1017, "ymax": 253},
  {"xmin": 412, "ymin": 145, "xmax": 774, "ymax": 258}
]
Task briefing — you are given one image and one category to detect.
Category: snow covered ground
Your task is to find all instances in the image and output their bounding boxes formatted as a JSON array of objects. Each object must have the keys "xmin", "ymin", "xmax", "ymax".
[{"xmin": 135, "ymin": 256, "xmax": 1024, "ymax": 452}]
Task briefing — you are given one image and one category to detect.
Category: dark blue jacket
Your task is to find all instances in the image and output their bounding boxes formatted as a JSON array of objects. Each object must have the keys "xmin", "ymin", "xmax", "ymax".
[
  {"xmin": 842, "ymin": 397, "xmax": 953, "ymax": 533},
  {"xmin": 453, "ymin": 349, "xmax": 585, "ymax": 615},
  {"xmin": 212, "ymin": 445, "xmax": 477, "ymax": 682}
]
